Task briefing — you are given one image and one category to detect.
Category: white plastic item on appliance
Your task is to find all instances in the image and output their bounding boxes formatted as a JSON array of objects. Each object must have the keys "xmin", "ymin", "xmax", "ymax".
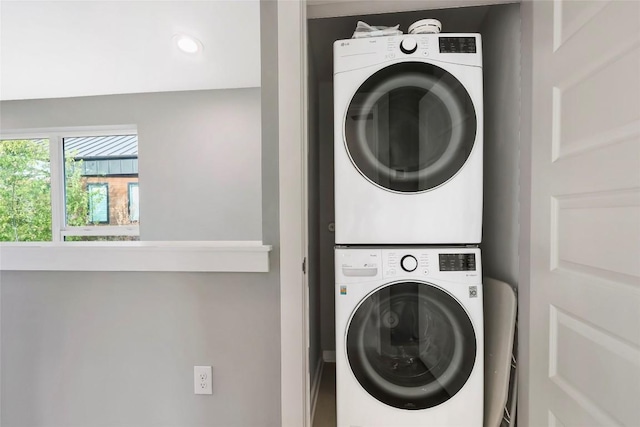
[
  {"xmin": 408, "ymin": 18, "xmax": 442, "ymax": 34},
  {"xmin": 352, "ymin": 21, "xmax": 402, "ymax": 39}
]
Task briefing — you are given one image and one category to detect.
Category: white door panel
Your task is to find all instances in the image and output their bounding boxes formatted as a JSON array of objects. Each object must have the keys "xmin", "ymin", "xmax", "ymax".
[
  {"xmin": 529, "ymin": 1, "xmax": 640, "ymax": 427},
  {"xmin": 552, "ymin": 139, "xmax": 640, "ymax": 195},
  {"xmin": 549, "ymin": 268, "xmax": 640, "ymax": 348}
]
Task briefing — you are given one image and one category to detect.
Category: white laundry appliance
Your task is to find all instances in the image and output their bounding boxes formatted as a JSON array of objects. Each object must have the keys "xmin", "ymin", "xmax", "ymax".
[
  {"xmin": 335, "ymin": 246, "xmax": 483, "ymax": 427},
  {"xmin": 334, "ymin": 34, "xmax": 483, "ymax": 244}
]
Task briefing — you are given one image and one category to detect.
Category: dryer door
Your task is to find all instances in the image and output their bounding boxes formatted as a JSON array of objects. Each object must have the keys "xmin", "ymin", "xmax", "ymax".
[
  {"xmin": 346, "ymin": 281, "xmax": 477, "ymax": 410},
  {"xmin": 344, "ymin": 62, "xmax": 477, "ymax": 192}
]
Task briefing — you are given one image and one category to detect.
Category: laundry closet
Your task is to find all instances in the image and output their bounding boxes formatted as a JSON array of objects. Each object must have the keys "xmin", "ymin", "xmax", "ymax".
[
  {"xmin": 306, "ymin": 2, "xmax": 521, "ymax": 426},
  {"xmin": 297, "ymin": 1, "xmax": 640, "ymax": 426}
]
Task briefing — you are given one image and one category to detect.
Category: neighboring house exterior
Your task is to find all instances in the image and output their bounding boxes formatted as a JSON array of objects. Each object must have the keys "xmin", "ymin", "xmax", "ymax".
[{"xmin": 65, "ymin": 135, "xmax": 139, "ymax": 225}]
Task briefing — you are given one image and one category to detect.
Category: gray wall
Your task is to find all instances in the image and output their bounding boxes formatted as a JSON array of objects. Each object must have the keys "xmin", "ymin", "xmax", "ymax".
[
  {"xmin": 518, "ymin": 1, "xmax": 534, "ymax": 425},
  {"xmin": 0, "ymin": 89, "xmax": 262, "ymax": 241},
  {"xmin": 1, "ymin": 271, "xmax": 280, "ymax": 427},
  {"xmin": 257, "ymin": 1, "xmax": 283, "ymax": 421},
  {"xmin": 317, "ymin": 82, "xmax": 335, "ymax": 354},
  {"xmin": 1, "ymin": 74, "xmax": 283, "ymax": 427},
  {"xmin": 479, "ymin": 3, "xmax": 521, "ymax": 289},
  {"xmin": 307, "ymin": 38, "xmax": 323, "ymax": 380}
]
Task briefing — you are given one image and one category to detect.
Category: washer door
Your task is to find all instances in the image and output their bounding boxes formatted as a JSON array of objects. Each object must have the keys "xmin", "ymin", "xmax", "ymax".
[
  {"xmin": 346, "ymin": 281, "xmax": 477, "ymax": 410},
  {"xmin": 344, "ymin": 62, "xmax": 477, "ymax": 192}
]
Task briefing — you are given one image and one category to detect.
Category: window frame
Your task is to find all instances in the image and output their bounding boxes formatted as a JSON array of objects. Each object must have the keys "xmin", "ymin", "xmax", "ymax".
[{"xmin": 0, "ymin": 125, "xmax": 139, "ymax": 242}]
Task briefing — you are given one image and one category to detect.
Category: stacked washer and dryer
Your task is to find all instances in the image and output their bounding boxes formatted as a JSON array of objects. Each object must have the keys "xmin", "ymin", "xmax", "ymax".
[{"xmin": 333, "ymin": 33, "xmax": 484, "ymax": 426}]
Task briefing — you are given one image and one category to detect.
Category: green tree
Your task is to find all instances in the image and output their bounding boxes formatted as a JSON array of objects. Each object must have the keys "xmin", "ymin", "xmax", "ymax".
[
  {"xmin": 64, "ymin": 155, "xmax": 90, "ymax": 227},
  {"xmin": 0, "ymin": 139, "xmax": 89, "ymax": 241}
]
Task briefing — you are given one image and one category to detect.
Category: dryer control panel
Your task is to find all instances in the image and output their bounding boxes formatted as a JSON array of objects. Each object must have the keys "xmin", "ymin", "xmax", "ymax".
[
  {"xmin": 439, "ymin": 36, "xmax": 477, "ymax": 53},
  {"xmin": 333, "ymin": 33, "xmax": 483, "ymax": 74}
]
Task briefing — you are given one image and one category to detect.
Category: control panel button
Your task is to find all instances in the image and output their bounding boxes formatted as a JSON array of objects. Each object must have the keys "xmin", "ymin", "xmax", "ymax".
[
  {"xmin": 400, "ymin": 38, "xmax": 417, "ymax": 54},
  {"xmin": 400, "ymin": 255, "xmax": 418, "ymax": 272}
]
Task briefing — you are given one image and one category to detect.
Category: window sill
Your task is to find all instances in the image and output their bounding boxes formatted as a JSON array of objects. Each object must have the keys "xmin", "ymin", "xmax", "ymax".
[{"xmin": 0, "ymin": 241, "xmax": 272, "ymax": 272}]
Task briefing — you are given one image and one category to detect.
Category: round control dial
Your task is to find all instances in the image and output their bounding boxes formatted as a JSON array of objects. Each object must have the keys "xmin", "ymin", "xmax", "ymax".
[
  {"xmin": 400, "ymin": 255, "xmax": 418, "ymax": 272},
  {"xmin": 400, "ymin": 38, "xmax": 418, "ymax": 54}
]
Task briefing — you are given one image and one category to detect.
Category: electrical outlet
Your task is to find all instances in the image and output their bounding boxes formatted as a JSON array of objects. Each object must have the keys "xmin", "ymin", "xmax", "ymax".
[{"xmin": 194, "ymin": 366, "xmax": 212, "ymax": 395}]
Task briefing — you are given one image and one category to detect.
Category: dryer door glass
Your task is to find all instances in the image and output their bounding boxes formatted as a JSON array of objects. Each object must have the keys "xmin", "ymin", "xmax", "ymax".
[
  {"xmin": 346, "ymin": 281, "xmax": 477, "ymax": 410},
  {"xmin": 344, "ymin": 62, "xmax": 477, "ymax": 192}
]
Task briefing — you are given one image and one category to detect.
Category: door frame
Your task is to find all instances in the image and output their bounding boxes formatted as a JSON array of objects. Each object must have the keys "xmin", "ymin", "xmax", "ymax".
[
  {"xmin": 281, "ymin": 1, "xmax": 534, "ymax": 427},
  {"xmin": 277, "ymin": 1, "xmax": 310, "ymax": 426}
]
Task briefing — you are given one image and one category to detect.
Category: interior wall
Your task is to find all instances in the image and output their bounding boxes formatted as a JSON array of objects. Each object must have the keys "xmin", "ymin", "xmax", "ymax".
[
  {"xmin": 258, "ymin": 0, "xmax": 282, "ymax": 423},
  {"xmin": 0, "ymin": 89, "xmax": 262, "ymax": 241},
  {"xmin": 1, "ymin": 64, "xmax": 283, "ymax": 427},
  {"xmin": 307, "ymin": 41, "xmax": 323, "ymax": 382},
  {"xmin": 317, "ymin": 82, "xmax": 336, "ymax": 355},
  {"xmin": 518, "ymin": 1, "xmax": 534, "ymax": 425},
  {"xmin": 479, "ymin": 3, "xmax": 521, "ymax": 289},
  {"xmin": 0, "ymin": 271, "xmax": 281, "ymax": 427}
]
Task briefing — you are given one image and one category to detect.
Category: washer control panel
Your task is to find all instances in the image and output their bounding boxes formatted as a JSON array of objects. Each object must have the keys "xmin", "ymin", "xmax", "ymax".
[
  {"xmin": 336, "ymin": 248, "xmax": 481, "ymax": 282},
  {"xmin": 381, "ymin": 248, "xmax": 480, "ymax": 279},
  {"xmin": 383, "ymin": 250, "xmax": 431, "ymax": 278}
]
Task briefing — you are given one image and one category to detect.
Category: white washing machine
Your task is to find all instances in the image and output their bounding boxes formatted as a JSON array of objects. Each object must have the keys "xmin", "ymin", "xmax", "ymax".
[
  {"xmin": 335, "ymin": 246, "xmax": 483, "ymax": 427},
  {"xmin": 334, "ymin": 34, "xmax": 483, "ymax": 244}
]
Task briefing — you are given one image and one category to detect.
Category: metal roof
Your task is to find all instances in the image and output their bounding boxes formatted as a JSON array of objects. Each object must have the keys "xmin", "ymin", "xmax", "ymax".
[{"xmin": 64, "ymin": 135, "xmax": 138, "ymax": 158}]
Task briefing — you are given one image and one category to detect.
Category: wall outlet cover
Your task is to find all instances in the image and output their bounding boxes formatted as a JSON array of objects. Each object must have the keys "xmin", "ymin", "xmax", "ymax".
[{"xmin": 194, "ymin": 365, "xmax": 212, "ymax": 395}]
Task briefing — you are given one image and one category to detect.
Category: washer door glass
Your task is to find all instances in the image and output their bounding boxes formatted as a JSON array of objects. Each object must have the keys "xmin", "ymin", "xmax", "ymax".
[
  {"xmin": 346, "ymin": 281, "xmax": 477, "ymax": 410},
  {"xmin": 344, "ymin": 62, "xmax": 477, "ymax": 192}
]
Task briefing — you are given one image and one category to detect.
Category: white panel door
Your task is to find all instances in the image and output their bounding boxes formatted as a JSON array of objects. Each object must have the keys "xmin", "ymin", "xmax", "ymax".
[{"xmin": 529, "ymin": 1, "xmax": 640, "ymax": 426}]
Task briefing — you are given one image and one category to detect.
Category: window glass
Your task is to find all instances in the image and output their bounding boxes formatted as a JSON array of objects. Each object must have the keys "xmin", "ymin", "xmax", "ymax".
[
  {"xmin": 128, "ymin": 183, "xmax": 140, "ymax": 222},
  {"xmin": 63, "ymin": 135, "xmax": 139, "ymax": 227},
  {"xmin": 0, "ymin": 139, "xmax": 52, "ymax": 241},
  {"xmin": 87, "ymin": 183, "xmax": 109, "ymax": 224}
]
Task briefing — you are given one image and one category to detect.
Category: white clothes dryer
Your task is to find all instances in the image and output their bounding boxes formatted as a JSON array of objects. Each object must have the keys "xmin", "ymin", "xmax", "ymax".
[
  {"xmin": 334, "ymin": 34, "xmax": 483, "ymax": 244},
  {"xmin": 335, "ymin": 246, "xmax": 483, "ymax": 427}
]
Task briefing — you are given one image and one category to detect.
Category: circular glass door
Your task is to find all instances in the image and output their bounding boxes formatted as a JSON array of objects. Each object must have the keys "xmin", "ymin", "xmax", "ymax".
[
  {"xmin": 346, "ymin": 281, "xmax": 476, "ymax": 410},
  {"xmin": 344, "ymin": 62, "xmax": 477, "ymax": 193}
]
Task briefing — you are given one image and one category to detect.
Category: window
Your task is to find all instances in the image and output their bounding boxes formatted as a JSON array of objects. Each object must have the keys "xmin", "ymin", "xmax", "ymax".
[
  {"xmin": 0, "ymin": 128, "xmax": 139, "ymax": 242},
  {"xmin": 63, "ymin": 134, "xmax": 139, "ymax": 232},
  {"xmin": 87, "ymin": 183, "xmax": 109, "ymax": 224},
  {"xmin": 128, "ymin": 183, "xmax": 139, "ymax": 222},
  {"xmin": 0, "ymin": 139, "xmax": 52, "ymax": 241}
]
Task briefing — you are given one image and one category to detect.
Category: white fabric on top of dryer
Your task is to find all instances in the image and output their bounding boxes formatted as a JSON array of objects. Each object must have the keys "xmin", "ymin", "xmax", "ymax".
[{"xmin": 351, "ymin": 21, "xmax": 402, "ymax": 38}]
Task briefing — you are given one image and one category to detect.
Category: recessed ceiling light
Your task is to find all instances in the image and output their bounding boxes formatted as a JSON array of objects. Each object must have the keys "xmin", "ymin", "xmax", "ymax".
[{"xmin": 174, "ymin": 34, "xmax": 202, "ymax": 54}]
